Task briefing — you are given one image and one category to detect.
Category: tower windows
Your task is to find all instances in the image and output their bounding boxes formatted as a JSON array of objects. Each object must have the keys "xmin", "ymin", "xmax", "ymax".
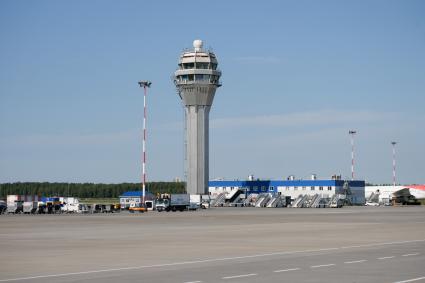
[
  {"xmin": 182, "ymin": 63, "xmax": 195, "ymax": 69},
  {"xmin": 195, "ymin": 62, "xmax": 209, "ymax": 69}
]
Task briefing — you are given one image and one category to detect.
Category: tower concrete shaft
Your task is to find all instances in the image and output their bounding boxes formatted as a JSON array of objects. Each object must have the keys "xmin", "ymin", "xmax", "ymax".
[{"xmin": 174, "ymin": 40, "xmax": 221, "ymax": 195}]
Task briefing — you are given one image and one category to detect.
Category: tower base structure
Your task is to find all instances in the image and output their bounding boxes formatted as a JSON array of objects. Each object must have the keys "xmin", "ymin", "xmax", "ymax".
[{"xmin": 186, "ymin": 105, "xmax": 210, "ymax": 195}]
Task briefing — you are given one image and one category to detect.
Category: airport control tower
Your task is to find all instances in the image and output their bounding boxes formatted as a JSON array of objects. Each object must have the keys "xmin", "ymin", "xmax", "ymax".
[{"xmin": 174, "ymin": 40, "xmax": 222, "ymax": 195}]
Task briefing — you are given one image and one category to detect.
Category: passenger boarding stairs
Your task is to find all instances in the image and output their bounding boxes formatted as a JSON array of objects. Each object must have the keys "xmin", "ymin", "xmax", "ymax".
[
  {"xmin": 367, "ymin": 191, "xmax": 380, "ymax": 204},
  {"xmin": 292, "ymin": 194, "xmax": 309, "ymax": 208},
  {"xmin": 211, "ymin": 193, "xmax": 226, "ymax": 207},
  {"xmin": 255, "ymin": 193, "xmax": 271, "ymax": 207},
  {"xmin": 266, "ymin": 195, "xmax": 285, "ymax": 208},
  {"xmin": 244, "ymin": 194, "xmax": 258, "ymax": 207},
  {"xmin": 328, "ymin": 194, "xmax": 341, "ymax": 208},
  {"xmin": 310, "ymin": 194, "xmax": 323, "ymax": 208},
  {"xmin": 227, "ymin": 189, "xmax": 243, "ymax": 203},
  {"xmin": 301, "ymin": 194, "xmax": 319, "ymax": 208}
]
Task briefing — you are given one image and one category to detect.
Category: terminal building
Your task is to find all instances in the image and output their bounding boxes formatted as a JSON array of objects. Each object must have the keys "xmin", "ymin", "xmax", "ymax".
[{"xmin": 208, "ymin": 175, "xmax": 366, "ymax": 205}]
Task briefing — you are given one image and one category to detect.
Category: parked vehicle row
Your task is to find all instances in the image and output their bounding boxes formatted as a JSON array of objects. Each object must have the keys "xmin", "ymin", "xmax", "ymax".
[
  {"xmin": 0, "ymin": 194, "xmax": 210, "ymax": 215},
  {"xmin": 0, "ymin": 201, "xmax": 121, "ymax": 215}
]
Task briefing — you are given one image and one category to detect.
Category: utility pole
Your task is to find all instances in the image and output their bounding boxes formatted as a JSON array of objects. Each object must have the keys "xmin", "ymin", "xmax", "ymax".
[
  {"xmin": 138, "ymin": 81, "xmax": 152, "ymax": 206},
  {"xmin": 349, "ymin": 130, "xmax": 357, "ymax": 180}
]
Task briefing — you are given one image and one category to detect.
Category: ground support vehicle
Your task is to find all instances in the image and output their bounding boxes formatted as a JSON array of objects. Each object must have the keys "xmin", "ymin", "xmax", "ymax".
[
  {"xmin": 0, "ymin": 201, "xmax": 6, "ymax": 214},
  {"xmin": 189, "ymin": 195, "xmax": 201, "ymax": 211},
  {"xmin": 170, "ymin": 194, "xmax": 190, "ymax": 211},
  {"xmin": 101, "ymin": 204, "xmax": 113, "ymax": 213},
  {"xmin": 23, "ymin": 202, "xmax": 38, "ymax": 214},
  {"xmin": 145, "ymin": 200, "xmax": 155, "ymax": 211},
  {"xmin": 156, "ymin": 194, "xmax": 190, "ymax": 212},
  {"xmin": 155, "ymin": 198, "xmax": 169, "ymax": 212},
  {"xmin": 7, "ymin": 202, "xmax": 23, "ymax": 214},
  {"xmin": 91, "ymin": 204, "xmax": 102, "ymax": 213},
  {"xmin": 129, "ymin": 203, "xmax": 147, "ymax": 213},
  {"xmin": 78, "ymin": 204, "xmax": 90, "ymax": 214},
  {"xmin": 46, "ymin": 203, "xmax": 62, "ymax": 214}
]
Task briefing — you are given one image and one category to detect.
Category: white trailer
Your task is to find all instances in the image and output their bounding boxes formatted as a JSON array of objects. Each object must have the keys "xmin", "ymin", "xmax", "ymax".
[
  {"xmin": 189, "ymin": 194, "xmax": 201, "ymax": 210},
  {"xmin": 23, "ymin": 202, "xmax": 38, "ymax": 214}
]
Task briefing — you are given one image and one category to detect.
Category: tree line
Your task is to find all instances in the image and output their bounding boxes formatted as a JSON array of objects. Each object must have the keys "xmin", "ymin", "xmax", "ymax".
[{"xmin": 0, "ymin": 182, "xmax": 186, "ymax": 199}]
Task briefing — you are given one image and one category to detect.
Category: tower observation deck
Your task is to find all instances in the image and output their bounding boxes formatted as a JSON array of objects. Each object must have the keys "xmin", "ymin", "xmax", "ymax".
[{"xmin": 174, "ymin": 40, "xmax": 222, "ymax": 195}]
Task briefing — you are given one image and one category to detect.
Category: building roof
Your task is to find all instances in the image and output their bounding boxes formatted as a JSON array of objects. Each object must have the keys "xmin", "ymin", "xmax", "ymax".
[
  {"xmin": 208, "ymin": 180, "xmax": 365, "ymax": 187},
  {"xmin": 119, "ymin": 191, "xmax": 154, "ymax": 197}
]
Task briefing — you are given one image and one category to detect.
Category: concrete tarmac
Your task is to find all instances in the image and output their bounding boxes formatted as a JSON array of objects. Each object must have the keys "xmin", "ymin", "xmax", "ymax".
[{"xmin": 1, "ymin": 206, "xmax": 424, "ymax": 282}]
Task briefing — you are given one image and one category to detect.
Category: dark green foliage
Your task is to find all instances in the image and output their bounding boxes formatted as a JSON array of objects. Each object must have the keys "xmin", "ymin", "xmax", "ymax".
[{"xmin": 0, "ymin": 182, "xmax": 186, "ymax": 198}]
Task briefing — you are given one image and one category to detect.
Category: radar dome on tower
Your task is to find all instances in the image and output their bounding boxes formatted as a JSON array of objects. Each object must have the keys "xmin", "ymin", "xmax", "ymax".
[{"xmin": 193, "ymin": 39, "xmax": 203, "ymax": 51}]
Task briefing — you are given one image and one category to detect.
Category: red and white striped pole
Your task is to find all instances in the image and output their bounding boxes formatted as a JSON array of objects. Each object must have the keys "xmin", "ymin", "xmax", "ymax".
[
  {"xmin": 138, "ymin": 81, "xmax": 151, "ymax": 206},
  {"xmin": 349, "ymin": 130, "xmax": 357, "ymax": 180},
  {"xmin": 391, "ymin": 141, "xmax": 397, "ymax": 187}
]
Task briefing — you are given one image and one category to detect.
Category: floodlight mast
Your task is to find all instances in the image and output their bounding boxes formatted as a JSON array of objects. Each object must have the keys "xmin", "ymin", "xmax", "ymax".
[
  {"xmin": 138, "ymin": 81, "xmax": 152, "ymax": 205},
  {"xmin": 349, "ymin": 130, "xmax": 357, "ymax": 180},
  {"xmin": 391, "ymin": 141, "xmax": 397, "ymax": 187}
]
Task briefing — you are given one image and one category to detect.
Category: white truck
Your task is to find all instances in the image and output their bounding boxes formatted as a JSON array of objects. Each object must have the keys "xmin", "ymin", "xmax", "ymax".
[{"xmin": 156, "ymin": 194, "xmax": 190, "ymax": 212}]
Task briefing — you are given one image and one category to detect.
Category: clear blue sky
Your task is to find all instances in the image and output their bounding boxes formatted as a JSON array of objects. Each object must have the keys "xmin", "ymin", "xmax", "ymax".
[{"xmin": 1, "ymin": 0, "xmax": 424, "ymax": 184}]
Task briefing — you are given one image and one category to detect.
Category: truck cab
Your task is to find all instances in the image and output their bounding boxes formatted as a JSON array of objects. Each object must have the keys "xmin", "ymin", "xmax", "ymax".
[{"xmin": 155, "ymin": 198, "xmax": 169, "ymax": 212}]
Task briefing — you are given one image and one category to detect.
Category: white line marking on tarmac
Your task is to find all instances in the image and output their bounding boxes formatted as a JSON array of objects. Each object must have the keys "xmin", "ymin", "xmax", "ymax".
[
  {"xmin": 311, "ymin": 264, "xmax": 335, "ymax": 268},
  {"xmin": 184, "ymin": 281, "xmax": 202, "ymax": 283},
  {"xmin": 1, "ymin": 239, "xmax": 424, "ymax": 282},
  {"xmin": 378, "ymin": 256, "xmax": 395, "ymax": 260},
  {"xmin": 340, "ymin": 239, "xmax": 425, "ymax": 249},
  {"xmin": 344, "ymin": 260, "xmax": 367, "ymax": 264},
  {"xmin": 393, "ymin": 276, "xmax": 425, "ymax": 283},
  {"xmin": 402, "ymin": 253, "xmax": 419, "ymax": 257},
  {"xmin": 274, "ymin": 268, "xmax": 300, "ymax": 273},
  {"xmin": 222, "ymin": 273, "xmax": 257, "ymax": 279}
]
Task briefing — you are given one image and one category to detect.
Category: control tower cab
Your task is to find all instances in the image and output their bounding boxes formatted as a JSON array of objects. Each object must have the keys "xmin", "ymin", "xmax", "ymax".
[{"xmin": 174, "ymin": 40, "xmax": 222, "ymax": 195}]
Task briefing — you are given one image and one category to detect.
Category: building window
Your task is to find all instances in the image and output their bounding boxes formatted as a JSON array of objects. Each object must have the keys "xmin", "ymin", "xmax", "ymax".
[
  {"xmin": 319, "ymin": 186, "xmax": 323, "ymax": 191},
  {"xmin": 294, "ymin": 186, "xmax": 298, "ymax": 190},
  {"xmin": 261, "ymin": 186, "xmax": 267, "ymax": 192},
  {"xmin": 253, "ymin": 186, "xmax": 258, "ymax": 191},
  {"xmin": 302, "ymin": 186, "xmax": 306, "ymax": 190},
  {"xmin": 269, "ymin": 186, "xmax": 274, "ymax": 191},
  {"xmin": 328, "ymin": 186, "xmax": 332, "ymax": 191},
  {"xmin": 311, "ymin": 186, "xmax": 315, "ymax": 190}
]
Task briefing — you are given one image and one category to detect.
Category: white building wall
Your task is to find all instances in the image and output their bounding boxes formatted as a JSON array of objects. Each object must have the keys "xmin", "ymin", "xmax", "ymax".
[{"xmin": 365, "ymin": 186, "xmax": 404, "ymax": 201}]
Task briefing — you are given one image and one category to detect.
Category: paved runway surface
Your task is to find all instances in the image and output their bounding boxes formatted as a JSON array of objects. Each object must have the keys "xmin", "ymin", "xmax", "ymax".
[{"xmin": 1, "ymin": 206, "xmax": 425, "ymax": 282}]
